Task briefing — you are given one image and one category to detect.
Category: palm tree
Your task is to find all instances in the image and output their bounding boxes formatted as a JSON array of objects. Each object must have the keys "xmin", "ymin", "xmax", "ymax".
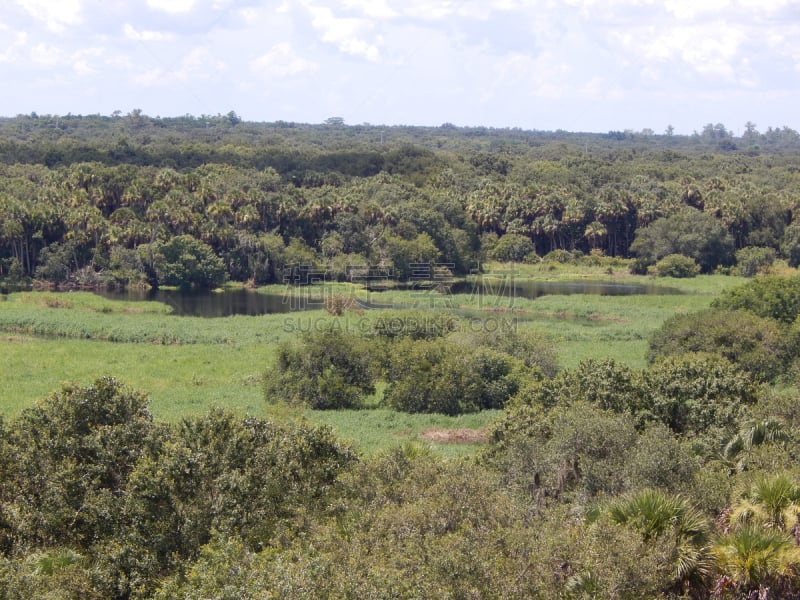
[
  {"xmin": 592, "ymin": 489, "xmax": 712, "ymax": 586},
  {"xmin": 723, "ymin": 420, "xmax": 791, "ymax": 471},
  {"xmin": 713, "ymin": 525, "xmax": 800, "ymax": 593},
  {"xmin": 583, "ymin": 221, "xmax": 607, "ymax": 251},
  {"xmin": 729, "ymin": 474, "xmax": 800, "ymax": 532}
]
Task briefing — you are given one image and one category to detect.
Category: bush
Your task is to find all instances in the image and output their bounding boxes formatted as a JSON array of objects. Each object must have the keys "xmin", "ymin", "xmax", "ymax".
[
  {"xmin": 145, "ymin": 235, "xmax": 228, "ymax": 290},
  {"xmin": 713, "ymin": 274, "xmax": 800, "ymax": 324},
  {"xmin": 485, "ymin": 401, "xmax": 637, "ymax": 499},
  {"xmin": 543, "ymin": 249, "xmax": 575, "ymax": 264},
  {"xmin": 264, "ymin": 327, "xmax": 376, "ymax": 409},
  {"xmin": 630, "ymin": 207, "xmax": 734, "ymax": 273},
  {"xmin": 488, "ymin": 233, "xmax": 535, "ymax": 262},
  {"xmin": 780, "ymin": 221, "xmax": 800, "ymax": 267},
  {"xmin": 652, "ymin": 253, "xmax": 699, "ymax": 278},
  {"xmin": 648, "ymin": 308, "xmax": 787, "ymax": 381},
  {"xmin": 641, "ymin": 352, "xmax": 758, "ymax": 435},
  {"xmin": 450, "ymin": 326, "xmax": 558, "ymax": 377},
  {"xmin": 735, "ymin": 246, "xmax": 776, "ymax": 277},
  {"xmin": 384, "ymin": 338, "xmax": 527, "ymax": 414}
]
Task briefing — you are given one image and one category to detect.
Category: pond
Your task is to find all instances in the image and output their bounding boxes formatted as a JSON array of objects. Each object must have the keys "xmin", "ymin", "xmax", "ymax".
[
  {"xmin": 91, "ymin": 279, "xmax": 682, "ymax": 317},
  {"xmin": 94, "ymin": 287, "xmax": 300, "ymax": 317}
]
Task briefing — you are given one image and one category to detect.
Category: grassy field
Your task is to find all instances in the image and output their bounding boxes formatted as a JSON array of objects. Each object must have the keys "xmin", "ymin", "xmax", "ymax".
[{"xmin": 0, "ymin": 265, "xmax": 749, "ymax": 455}]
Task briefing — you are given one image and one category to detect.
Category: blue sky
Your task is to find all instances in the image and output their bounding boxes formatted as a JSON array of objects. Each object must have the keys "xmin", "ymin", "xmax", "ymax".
[{"xmin": 1, "ymin": 0, "xmax": 799, "ymax": 134}]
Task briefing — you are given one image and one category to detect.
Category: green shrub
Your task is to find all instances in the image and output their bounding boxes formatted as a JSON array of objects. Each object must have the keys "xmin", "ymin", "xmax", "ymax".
[
  {"xmin": 735, "ymin": 246, "xmax": 776, "ymax": 277},
  {"xmin": 652, "ymin": 253, "xmax": 700, "ymax": 278},
  {"xmin": 488, "ymin": 233, "xmax": 535, "ymax": 262},
  {"xmin": 144, "ymin": 235, "xmax": 228, "ymax": 290},
  {"xmin": 648, "ymin": 308, "xmax": 787, "ymax": 381},
  {"xmin": 383, "ymin": 338, "xmax": 527, "ymax": 414},
  {"xmin": 630, "ymin": 207, "xmax": 735, "ymax": 273},
  {"xmin": 543, "ymin": 248, "xmax": 575, "ymax": 264},
  {"xmin": 264, "ymin": 327, "xmax": 376, "ymax": 409},
  {"xmin": 641, "ymin": 352, "xmax": 757, "ymax": 434},
  {"xmin": 713, "ymin": 274, "xmax": 800, "ymax": 324}
]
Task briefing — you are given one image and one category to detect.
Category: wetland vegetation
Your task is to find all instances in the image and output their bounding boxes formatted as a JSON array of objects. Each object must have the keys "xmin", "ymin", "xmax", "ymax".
[{"xmin": 3, "ymin": 115, "xmax": 800, "ymax": 597}]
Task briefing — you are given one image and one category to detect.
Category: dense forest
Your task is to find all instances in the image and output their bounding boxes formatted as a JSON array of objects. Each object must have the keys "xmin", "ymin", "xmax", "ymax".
[
  {"xmin": 2, "ymin": 112, "xmax": 800, "ymax": 288},
  {"xmin": 4, "ymin": 114, "xmax": 800, "ymax": 598}
]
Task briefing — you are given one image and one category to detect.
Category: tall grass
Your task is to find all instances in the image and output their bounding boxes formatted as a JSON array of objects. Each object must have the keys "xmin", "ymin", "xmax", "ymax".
[{"xmin": 0, "ymin": 274, "xmax": 746, "ymax": 455}]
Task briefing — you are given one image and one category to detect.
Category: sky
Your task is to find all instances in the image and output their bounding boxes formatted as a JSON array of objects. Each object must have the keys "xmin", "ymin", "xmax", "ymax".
[{"xmin": 0, "ymin": 0, "xmax": 799, "ymax": 134}]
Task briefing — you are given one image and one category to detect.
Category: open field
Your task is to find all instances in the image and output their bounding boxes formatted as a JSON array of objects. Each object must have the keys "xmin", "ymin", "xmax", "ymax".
[{"xmin": 0, "ymin": 265, "xmax": 750, "ymax": 455}]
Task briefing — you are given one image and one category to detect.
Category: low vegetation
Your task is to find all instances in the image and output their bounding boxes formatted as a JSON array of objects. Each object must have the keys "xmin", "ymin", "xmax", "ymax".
[{"xmin": 4, "ymin": 116, "xmax": 800, "ymax": 597}]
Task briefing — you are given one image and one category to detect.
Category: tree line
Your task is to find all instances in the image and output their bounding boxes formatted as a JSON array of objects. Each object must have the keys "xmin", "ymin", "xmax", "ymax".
[{"xmin": 2, "ymin": 114, "xmax": 800, "ymax": 288}]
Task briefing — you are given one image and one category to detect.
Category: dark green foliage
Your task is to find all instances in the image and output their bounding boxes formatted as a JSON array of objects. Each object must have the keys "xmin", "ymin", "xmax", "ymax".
[
  {"xmin": 630, "ymin": 208, "xmax": 735, "ymax": 273},
  {"xmin": 34, "ymin": 241, "xmax": 75, "ymax": 283},
  {"xmin": 246, "ymin": 450, "xmax": 581, "ymax": 599},
  {"xmin": 713, "ymin": 274, "xmax": 800, "ymax": 324},
  {"xmin": 648, "ymin": 308, "xmax": 787, "ymax": 381},
  {"xmin": 485, "ymin": 401, "xmax": 638, "ymax": 499},
  {"xmin": 515, "ymin": 358, "xmax": 642, "ymax": 412},
  {"xmin": 145, "ymin": 235, "xmax": 227, "ymax": 290},
  {"xmin": 380, "ymin": 233, "xmax": 440, "ymax": 280},
  {"xmin": 383, "ymin": 338, "xmax": 478, "ymax": 414},
  {"xmin": 383, "ymin": 337, "xmax": 527, "ymax": 414},
  {"xmin": 7, "ymin": 377, "xmax": 153, "ymax": 549},
  {"xmin": 264, "ymin": 327, "xmax": 376, "ymax": 409},
  {"xmin": 780, "ymin": 222, "xmax": 800, "ymax": 267},
  {"xmin": 734, "ymin": 246, "xmax": 776, "ymax": 277},
  {"xmin": 486, "ymin": 354, "xmax": 758, "ymax": 501},
  {"xmin": 122, "ymin": 410, "xmax": 354, "ymax": 566},
  {"xmin": 0, "ymin": 378, "xmax": 356, "ymax": 599},
  {"xmin": 3, "ymin": 114, "xmax": 800, "ymax": 288},
  {"xmin": 488, "ymin": 233, "xmax": 535, "ymax": 262},
  {"xmin": 652, "ymin": 253, "xmax": 700, "ymax": 278},
  {"xmin": 641, "ymin": 353, "xmax": 757, "ymax": 435}
]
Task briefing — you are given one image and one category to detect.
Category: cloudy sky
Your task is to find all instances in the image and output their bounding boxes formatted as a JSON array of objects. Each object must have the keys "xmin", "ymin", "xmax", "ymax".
[{"xmin": 1, "ymin": 0, "xmax": 799, "ymax": 134}]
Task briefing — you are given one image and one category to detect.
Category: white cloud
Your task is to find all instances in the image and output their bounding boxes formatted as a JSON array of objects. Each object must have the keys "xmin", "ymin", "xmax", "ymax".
[
  {"xmin": 251, "ymin": 43, "xmax": 318, "ymax": 76},
  {"xmin": 0, "ymin": 31, "xmax": 28, "ymax": 64},
  {"xmin": 30, "ymin": 42, "xmax": 62, "ymax": 66},
  {"xmin": 73, "ymin": 59, "xmax": 94, "ymax": 75},
  {"xmin": 342, "ymin": 0, "xmax": 397, "ymax": 18},
  {"xmin": 133, "ymin": 47, "xmax": 225, "ymax": 87},
  {"xmin": 663, "ymin": 0, "xmax": 731, "ymax": 19},
  {"xmin": 307, "ymin": 4, "xmax": 382, "ymax": 61},
  {"xmin": 15, "ymin": 0, "xmax": 83, "ymax": 32},
  {"xmin": 123, "ymin": 23, "xmax": 173, "ymax": 42},
  {"xmin": 146, "ymin": 0, "xmax": 196, "ymax": 14}
]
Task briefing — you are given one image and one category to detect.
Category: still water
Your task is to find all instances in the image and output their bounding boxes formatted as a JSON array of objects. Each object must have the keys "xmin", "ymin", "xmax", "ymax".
[
  {"xmin": 94, "ymin": 287, "xmax": 298, "ymax": 317},
  {"xmin": 93, "ymin": 280, "xmax": 681, "ymax": 318}
]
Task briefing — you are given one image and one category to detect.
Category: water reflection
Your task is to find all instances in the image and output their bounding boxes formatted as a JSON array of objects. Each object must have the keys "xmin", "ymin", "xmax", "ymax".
[
  {"xmin": 90, "ymin": 279, "xmax": 682, "ymax": 318},
  {"xmin": 94, "ymin": 288, "xmax": 297, "ymax": 317}
]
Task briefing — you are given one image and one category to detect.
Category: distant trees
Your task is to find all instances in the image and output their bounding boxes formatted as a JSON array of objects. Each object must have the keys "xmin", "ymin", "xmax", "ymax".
[
  {"xmin": 630, "ymin": 208, "xmax": 735, "ymax": 273},
  {"xmin": 143, "ymin": 235, "xmax": 227, "ymax": 290},
  {"xmin": 2, "ymin": 114, "xmax": 800, "ymax": 288}
]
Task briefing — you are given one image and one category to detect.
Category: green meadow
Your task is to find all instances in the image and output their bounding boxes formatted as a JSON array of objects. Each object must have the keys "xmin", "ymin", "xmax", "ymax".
[{"xmin": 0, "ymin": 265, "xmax": 748, "ymax": 455}]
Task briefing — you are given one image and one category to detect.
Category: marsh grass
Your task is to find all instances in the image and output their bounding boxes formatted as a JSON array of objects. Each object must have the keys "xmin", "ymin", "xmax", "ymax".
[{"xmin": 0, "ymin": 272, "xmax": 749, "ymax": 455}]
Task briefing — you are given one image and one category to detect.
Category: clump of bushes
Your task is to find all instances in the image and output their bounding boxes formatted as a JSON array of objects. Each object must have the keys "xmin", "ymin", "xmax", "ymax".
[
  {"xmin": 264, "ymin": 327, "xmax": 376, "ymax": 409},
  {"xmin": 652, "ymin": 253, "xmax": 700, "ymax": 278},
  {"xmin": 734, "ymin": 246, "xmax": 776, "ymax": 277}
]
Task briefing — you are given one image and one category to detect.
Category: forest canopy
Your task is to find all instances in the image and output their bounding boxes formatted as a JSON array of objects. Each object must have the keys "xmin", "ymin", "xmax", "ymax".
[{"xmin": 2, "ymin": 113, "xmax": 800, "ymax": 288}]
